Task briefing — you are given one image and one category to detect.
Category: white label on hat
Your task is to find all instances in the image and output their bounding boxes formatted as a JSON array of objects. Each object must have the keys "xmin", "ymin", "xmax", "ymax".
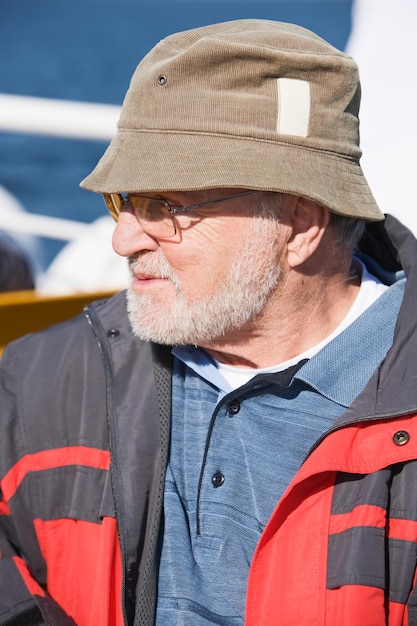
[{"xmin": 277, "ymin": 78, "xmax": 310, "ymax": 137}]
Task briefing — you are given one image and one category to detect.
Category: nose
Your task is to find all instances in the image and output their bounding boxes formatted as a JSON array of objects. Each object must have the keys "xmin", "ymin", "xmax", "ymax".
[{"xmin": 112, "ymin": 211, "xmax": 159, "ymax": 257}]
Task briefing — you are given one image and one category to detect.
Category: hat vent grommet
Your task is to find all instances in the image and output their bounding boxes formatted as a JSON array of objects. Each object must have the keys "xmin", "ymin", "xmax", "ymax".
[{"xmin": 157, "ymin": 74, "xmax": 167, "ymax": 85}]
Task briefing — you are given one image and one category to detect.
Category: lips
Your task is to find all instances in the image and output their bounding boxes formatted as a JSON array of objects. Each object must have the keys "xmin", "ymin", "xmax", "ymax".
[
  {"xmin": 130, "ymin": 270, "xmax": 174, "ymax": 294},
  {"xmin": 134, "ymin": 272, "xmax": 165, "ymax": 281},
  {"xmin": 128, "ymin": 253, "xmax": 180, "ymax": 289}
]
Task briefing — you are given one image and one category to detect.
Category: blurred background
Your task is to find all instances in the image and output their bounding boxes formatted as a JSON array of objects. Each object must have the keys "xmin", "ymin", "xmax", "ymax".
[{"xmin": 0, "ymin": 0, "xmax": 415, "ymax": 295}]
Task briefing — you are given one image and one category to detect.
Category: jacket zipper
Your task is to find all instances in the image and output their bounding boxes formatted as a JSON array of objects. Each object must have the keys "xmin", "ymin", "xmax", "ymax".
[{"xmin": 84, "ymin": 307, "xmax": 129, "ymax": 626}]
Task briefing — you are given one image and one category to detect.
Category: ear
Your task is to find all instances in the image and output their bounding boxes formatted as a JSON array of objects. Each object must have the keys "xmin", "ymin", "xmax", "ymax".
[{"xmin": 286, "ymin": 198, "xmax": 330, "ymax": 268}]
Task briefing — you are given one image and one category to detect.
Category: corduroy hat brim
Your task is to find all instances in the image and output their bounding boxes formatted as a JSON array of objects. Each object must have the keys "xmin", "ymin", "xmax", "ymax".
[
  {"xmin": 83, "ymin": 129, "xmax": 380, "ymax": 220},
  {"xmin": 81, "ymin": 19, "xmax": 384, "ymax": 222}
]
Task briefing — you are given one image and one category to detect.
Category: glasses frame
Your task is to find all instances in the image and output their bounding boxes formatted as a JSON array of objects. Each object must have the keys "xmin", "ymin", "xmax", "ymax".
[{"xmin": 103, "ymin": 189, "xmax": 258, "ymax": 237}]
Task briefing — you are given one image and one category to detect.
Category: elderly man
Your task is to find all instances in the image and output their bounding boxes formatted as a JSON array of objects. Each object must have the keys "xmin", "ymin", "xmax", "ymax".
[{"xmin": 1, "ymin": 19, "xmax": 417, "ymax": 626}]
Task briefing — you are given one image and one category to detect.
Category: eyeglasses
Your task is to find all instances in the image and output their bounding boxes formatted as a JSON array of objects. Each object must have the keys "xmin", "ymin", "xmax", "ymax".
[{"xmin": 103, "ymin": 190, "xmax": 258, "ymax": 238}]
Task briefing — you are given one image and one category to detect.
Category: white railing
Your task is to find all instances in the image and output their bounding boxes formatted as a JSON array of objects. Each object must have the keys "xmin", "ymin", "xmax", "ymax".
[
  {"xmin": 0, "ymin": 93, "xmax": 120, "ymax": 141},
  {"xmin": 0, "ymin": 94, "xmax": 121, "ymax": 241}
]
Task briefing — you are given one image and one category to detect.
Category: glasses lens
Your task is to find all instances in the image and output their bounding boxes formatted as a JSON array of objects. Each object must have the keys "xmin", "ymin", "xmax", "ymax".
[
  {"xmin": 103, "ymin": 193, "xmax": 176, "ymax": 236},
  {"xmin": 103, "ymin": 193, "xmax": 122, "ymax": 221},
  {"xmin": 129, "ymin": 196, "xmax": 176, "ymax": 237}
]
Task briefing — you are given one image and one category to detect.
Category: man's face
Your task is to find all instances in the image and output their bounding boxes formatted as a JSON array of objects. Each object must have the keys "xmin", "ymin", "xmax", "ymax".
[{"xmin": 112, "ymin": 189, "xmax": 287, "ymax": 346}]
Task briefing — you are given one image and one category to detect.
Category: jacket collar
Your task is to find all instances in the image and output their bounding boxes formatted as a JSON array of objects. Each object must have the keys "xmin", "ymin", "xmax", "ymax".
[{"xmin": 335, "ymin": 214, "xmax": 417, "ymax": 425}]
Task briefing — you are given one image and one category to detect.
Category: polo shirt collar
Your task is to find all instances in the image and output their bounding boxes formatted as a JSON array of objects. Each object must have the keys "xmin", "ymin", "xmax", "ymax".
[{"xmin": 174, "ymin": 278, "xmax": 405, "ymax": 407}]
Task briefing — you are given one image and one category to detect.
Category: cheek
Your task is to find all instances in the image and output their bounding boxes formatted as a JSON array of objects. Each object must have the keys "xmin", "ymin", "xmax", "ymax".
[
  {"xmin": 164, "ymin": 250, "xmax": 227, "ymax": 300},
  {"xmin": 159, "ymin": 219, "xmax": 242, "ymax": 297}
]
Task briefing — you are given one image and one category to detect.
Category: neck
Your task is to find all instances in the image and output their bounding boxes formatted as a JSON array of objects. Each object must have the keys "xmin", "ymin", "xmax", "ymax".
[{"xmin": 200, "ymin": 263, "xmax": 361, "ymax": 369}]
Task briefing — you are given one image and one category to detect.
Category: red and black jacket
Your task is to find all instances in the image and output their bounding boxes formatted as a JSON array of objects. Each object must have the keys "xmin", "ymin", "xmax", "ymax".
[
  {"xmin": 0, "ymin": 292, "xmax": 172, "ymax": 626},
  {"xmin": 1, "ymin": 215, "xmax": 417, "ymax": 625}
]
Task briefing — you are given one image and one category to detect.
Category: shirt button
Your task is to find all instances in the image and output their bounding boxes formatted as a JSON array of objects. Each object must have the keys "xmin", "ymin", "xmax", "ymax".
[
  {"xmin": 211, "ymin": 472, "xmax": 225, "ymax": 488},
  {"xmin": 393, "ymin": 430, "xmax": 410, "ymax": 446},
  {"xmin": 227, "ymin": 400, "xmax": 240, "ymax": 416}
]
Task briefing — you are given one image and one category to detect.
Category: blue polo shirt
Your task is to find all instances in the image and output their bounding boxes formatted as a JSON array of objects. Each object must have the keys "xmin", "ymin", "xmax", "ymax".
[{"xmin": 155, "ymin": 278, "xmax": 405, "ymax": 625}]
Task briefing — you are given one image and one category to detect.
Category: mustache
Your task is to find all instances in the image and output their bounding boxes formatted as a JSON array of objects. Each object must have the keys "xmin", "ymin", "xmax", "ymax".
[{"xmin": 128, "ymin": 252, "xmax": 180, "ymax": 285}]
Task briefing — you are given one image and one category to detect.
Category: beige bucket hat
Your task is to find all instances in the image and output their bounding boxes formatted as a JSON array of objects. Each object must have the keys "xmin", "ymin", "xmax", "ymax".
[{"xmin": 80, "ymin": 19, "xmax": 384, "ymax": 221}]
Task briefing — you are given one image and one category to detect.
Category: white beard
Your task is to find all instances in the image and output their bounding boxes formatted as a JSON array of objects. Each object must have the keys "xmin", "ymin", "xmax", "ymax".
[{"xmin": 126, "ymin": 212, "xmax": 283, "ymax": 346}]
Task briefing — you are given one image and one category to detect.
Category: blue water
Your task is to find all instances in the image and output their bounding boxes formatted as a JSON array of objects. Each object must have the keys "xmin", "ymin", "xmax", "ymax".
[{"xmin": 0, "ymin": 0, "xmax": 353, "ymax": 269}]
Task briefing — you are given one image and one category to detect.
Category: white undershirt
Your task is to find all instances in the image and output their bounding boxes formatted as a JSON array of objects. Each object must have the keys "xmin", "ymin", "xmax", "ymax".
[{"xmin": 215, "ymin": 260, "xmax": 389, "ymax": 390}]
